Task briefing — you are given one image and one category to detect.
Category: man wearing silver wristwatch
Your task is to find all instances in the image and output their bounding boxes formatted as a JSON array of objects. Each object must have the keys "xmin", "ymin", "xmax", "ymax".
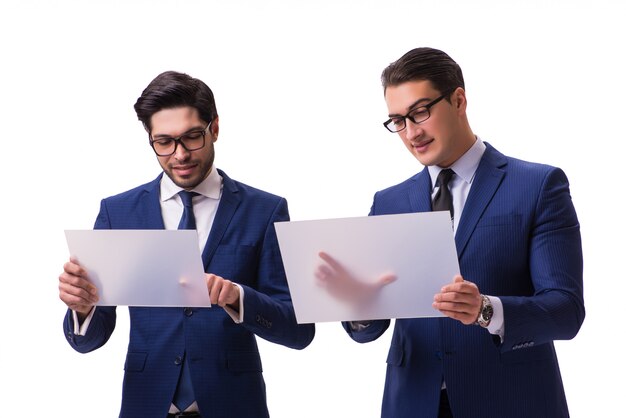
[{"xmin": 317, "ymin": 47, "xmax": 584, "ymax": 418}]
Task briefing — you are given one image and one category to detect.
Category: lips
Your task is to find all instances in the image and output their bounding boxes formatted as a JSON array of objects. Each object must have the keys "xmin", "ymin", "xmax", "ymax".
[
  {"xmin": 172, "ymin": 163, "xmax": 197, "ymax": 177},
  {"xmin": 411, "ymin": 138, "xmax": 434, "ymax": 151}
]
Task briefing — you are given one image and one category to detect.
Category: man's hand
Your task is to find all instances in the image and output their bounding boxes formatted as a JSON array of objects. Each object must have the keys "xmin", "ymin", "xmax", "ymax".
[
  {"xmin": 315, "ymin": 251, "xmax": 396, "ymax": 308},
  {"xmin": 432, "ymin": 275, "xmax": 482, "ymax": 325},
  {"xmin": 58, "ymin": 258, "xmax": 98, "ymax": 320},
  {"xmin": 206, "ymin": 274, "xmax": 241, "ymax": 310}
]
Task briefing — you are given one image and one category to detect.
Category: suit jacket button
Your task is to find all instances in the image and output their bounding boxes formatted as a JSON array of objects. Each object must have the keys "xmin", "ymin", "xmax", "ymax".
[
  {"xmin": 184, "ymin": 308, "xmax": 193, "ymax": 317},
  {"xmin": 174, "ymin": 356, "xmax": 183, "ymax": 365}
]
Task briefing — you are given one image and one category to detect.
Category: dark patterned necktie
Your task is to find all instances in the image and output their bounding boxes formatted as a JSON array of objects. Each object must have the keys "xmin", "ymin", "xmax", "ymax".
[{"xmin": 432, "ymin": 169, "xmax": 454, "ymax": 220}]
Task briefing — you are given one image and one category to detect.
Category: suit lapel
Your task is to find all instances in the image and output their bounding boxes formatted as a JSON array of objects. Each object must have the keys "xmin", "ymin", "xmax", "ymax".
[
  {"xmin": 201, "ymin": 169, "xmax": 241, "ymax": 270},
  {"xmin": 408, "ymin": 167, "xmax": 433, "ymax": 213},
  {"xmin": 454, "ymin": 144, "xmax": 507, "ymax": 259},
  {"xmin": 141, "ymin": 174, "xmax": 166, "ymax": 229}
]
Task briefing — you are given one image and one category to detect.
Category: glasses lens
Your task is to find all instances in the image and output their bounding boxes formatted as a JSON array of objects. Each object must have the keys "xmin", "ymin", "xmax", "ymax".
[
  {"xmin": 180, "ymin": 131, "xmax": 205, "ymax": 151},
  {"xmin": 385, "ymin": 118, "xmax": 405, "ymax": 133},
  {"xmin": 408, "ymin": 108, "xmax": 430, "ymax": 124},
  {"xmin": 152, "ymin": 139, "xmax": 175, "ymax": 156}
]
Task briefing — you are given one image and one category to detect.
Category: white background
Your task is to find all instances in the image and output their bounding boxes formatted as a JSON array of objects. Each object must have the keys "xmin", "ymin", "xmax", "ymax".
[{"xmin": 1, "ymin": 1, "xmax": 624, "ymax": 416}]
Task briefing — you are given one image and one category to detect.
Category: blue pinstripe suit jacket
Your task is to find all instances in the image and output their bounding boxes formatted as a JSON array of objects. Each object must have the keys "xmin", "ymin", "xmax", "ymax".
[
  {"xmin": 344, "ymin": 143, "xmax": 584, "ymax": 418},
  {"xmin": 63, "ymin": 169, "xmax": 315, "ymax": 418}
]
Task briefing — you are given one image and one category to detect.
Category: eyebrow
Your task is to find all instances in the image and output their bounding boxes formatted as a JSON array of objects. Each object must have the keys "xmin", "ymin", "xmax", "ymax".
[
  {"xmin": 152, "ymin": 126, "xmax": 205, "ymax": 139},
  {"xmin": 388, "ymin": 97, "xmax": 433, "ymax": 117}
]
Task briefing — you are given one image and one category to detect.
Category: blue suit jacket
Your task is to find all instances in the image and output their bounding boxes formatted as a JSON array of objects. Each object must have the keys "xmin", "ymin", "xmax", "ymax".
[
  {"xmin": 344, "ymin": 144, "xmax": 584, "ymax": 418},
  {"xmin": 64, "ymin": 169, "xmax": 315, "ymax": 418}
]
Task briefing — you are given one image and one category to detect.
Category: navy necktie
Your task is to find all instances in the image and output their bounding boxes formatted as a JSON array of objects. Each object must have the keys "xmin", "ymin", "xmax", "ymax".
[
  {"xmin": 432, "ymin": 169, "xmax": 454, "ymax": 220},
  {"xmin": 177, "ymin": 190, "xmax": 198, "ymax": 230},
  {"xmin": 173, "ymin": 190, "xmax": 198, "ymax": 411}
]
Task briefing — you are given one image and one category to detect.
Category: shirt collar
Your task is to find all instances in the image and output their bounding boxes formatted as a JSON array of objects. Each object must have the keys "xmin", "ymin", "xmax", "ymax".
[
  {"xmin": 160, "ymin": 167, "xmax": 223, "ymax": 202},
  {"xmin": 428, "ymin": 136, "xmax": 486, "ymax": 190}
]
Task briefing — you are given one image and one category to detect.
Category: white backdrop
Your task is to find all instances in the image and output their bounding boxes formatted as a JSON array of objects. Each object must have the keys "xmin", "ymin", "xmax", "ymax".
[{"xmin": 1, "ymin": 1, "xmax": 623, "ymax": 416}]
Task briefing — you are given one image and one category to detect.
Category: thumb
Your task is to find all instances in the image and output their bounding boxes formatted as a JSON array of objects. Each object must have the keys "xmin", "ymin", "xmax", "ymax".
[{"xmin": 376, "ymin": 273, "xmax": 397, "ymax": 288}]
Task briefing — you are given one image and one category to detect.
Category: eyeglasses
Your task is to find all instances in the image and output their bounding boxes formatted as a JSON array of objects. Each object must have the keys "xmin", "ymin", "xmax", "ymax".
[
  {"xmin": 149, "ymin": 122, "xmax": 212, "ymax": 156},
  {"xmin": 383, "ymin": 88, "xmax": 456, "ymax": 133}
]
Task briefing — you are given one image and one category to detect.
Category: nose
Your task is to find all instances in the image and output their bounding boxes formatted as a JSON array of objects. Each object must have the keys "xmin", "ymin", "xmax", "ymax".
[
  {"xmin": 403, "ymin": 119, "xmax": 424, "ymax": 141},
  {"xmin": 172, "ymin": 140, "xmax": 191, "ymax": 161}
]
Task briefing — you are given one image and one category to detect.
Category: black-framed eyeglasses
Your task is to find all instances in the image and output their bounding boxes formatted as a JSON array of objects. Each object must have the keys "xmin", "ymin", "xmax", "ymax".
[
  {"xmin": 383, "ymin": 88, "xmax": 456, "ymax": 133},
  {"xmin": 149, "ymin": 122, "xmax": 212, "ymax": 156}
]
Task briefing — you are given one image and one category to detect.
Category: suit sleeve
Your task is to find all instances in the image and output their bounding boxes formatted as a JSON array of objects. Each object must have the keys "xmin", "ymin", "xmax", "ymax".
[
  {"xmin": 239, "ymin": 198, "xmax": 315, "ymax": 350},
  {"xmin": 499, "ymin": 167, "xmax": 585, "ymax": 352},
  {"xmin": 340, "ymin": 193, "xmax": 392, "ymax": 343},
  {"xmin": 62, "ymin": 199, "xmax": 118, "ymax": 353}
]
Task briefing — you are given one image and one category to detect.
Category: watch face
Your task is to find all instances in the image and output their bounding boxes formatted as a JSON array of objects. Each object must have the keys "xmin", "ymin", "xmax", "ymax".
[{"xmin": 482, "ymin": 304, "xmax": 494, "ymax": 321}]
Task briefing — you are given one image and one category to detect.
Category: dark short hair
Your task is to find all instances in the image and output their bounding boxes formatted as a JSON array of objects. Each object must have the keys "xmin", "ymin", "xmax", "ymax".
[
  {"xmin": 134, "ymin": 71, "xmax": 218, "ymax": 132},
  {"xmin": 381, "ymin": 47, "xmax": 465, "ymax": 98}
]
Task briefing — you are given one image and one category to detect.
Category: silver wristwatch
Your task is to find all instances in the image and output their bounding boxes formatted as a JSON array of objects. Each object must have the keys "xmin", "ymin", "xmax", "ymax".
[{"xmin": 475, "ymin": 294, "xmax": 493, "ymax": 328}]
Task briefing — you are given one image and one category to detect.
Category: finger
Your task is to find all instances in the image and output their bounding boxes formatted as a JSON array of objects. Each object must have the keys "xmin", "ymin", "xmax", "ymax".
[
  {"xmin": 206, "ymin": 274, "xmax": 217, "ymax": 299},
  {"xmin": 63, "ymin": 259, "xmax": 87, "ymax": 277},
  {"xmin": 315, "ymin": 264, "xmax": 334, "ymax": 281},
  {"xmin": 218, "ymin": 282, "xmax": 239, "ymax": 307},
  {"xmin": 59, "ymin": 288, "xmax": 97, "ymax": 311},
  {"xmin": 314, "ymin": 270, "xmax": 329, "ymax": 286},
  {"xmin": 59, "ymin": 270, "xmax": 98, "ymax": 300},
  {"xmin": 433, "ymin": 289, "xmax": 477, "ymax": 303},
  {"xmin": 207, "ymin": 277, "xmax": 223, "ymax": 305},
  {"xmin": 375, "ymin": 273, "xmax": 397, "ymax": 288},
  {"xmin": 59, "ymin": 280, "xmax": 98, "ymax": 304},
  {"xmin": 434, "ymin": 300, "xmax": 476, "ymax": 313},
  {"xmin": 60, "ymin": 275, "xmax": 98, "ymax": 297},
  {"xmin": 437, "ymin": 308, "xmax": 476, "ymax": 325},
  {"xmin": 441, "ymin": 278, "xmax": 478, "ymax": 294},
  {"xmin": 318, "ymin": 252, "xmax": 347, "ymax": 274}
]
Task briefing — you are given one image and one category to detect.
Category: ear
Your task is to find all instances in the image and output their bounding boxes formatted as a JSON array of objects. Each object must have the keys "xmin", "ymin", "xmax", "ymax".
[
  {"xmin": 453, "ymin": 87, "xmax": 468, "ymax": 115},
  {"xmin": 210, "ymin": 116, "xmax": 220, "ymax": 142}
]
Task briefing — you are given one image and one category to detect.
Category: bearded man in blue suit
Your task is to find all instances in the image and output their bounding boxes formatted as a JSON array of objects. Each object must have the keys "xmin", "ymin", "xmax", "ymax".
[
  {"xmin": 59, "ymin": 71, "xmax": 315, "ymax": 418},
  {"xmin": 319, "ymin": 48, "xmax": 584, "ymax": 417}
]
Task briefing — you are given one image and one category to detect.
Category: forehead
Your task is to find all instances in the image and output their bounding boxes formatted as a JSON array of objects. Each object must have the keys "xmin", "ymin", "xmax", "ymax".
[
  {"xmin": 150, "ymin": 106, "xmax": 203, "ymax": 135},
  {"xmin": 384, "ymin": 80, "xmax": 439, "ymax": 114}
]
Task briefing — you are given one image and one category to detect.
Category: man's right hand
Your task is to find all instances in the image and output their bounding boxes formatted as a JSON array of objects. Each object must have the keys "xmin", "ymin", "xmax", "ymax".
[{"xmin": 58, "ymin": 258, "xmax": 99, "ymax": 320}]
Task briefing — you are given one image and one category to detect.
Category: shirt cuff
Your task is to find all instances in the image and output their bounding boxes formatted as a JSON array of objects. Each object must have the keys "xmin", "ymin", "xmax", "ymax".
[
  {"xmin": 485, "ymin": 295, "xmax": 505, "ymax": 341},
  {"xmin": 72, "ymin": 307, "xmax": 96, "ymax": 336},
  {"xmin": 223, "ymin": 284, "xmax": 244, "ymax": 324},
  {"xmin": 349, "ymin": 321, "xmax": 371, "ymax": 331}
]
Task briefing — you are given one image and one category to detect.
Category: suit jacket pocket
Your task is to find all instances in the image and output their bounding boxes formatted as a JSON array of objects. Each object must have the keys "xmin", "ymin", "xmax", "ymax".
[
  {"xmin": 210, "ymin": 245, "xmax": 258, "ymax": 280},
  {"xmin": 124, "ymin": 351, "xmax": 147, "ymax": 372},
  {"xmin": 226, "ymin": 351, "xmax": 263, "ymax": 373},
  {"xmin": 476, "ymin": 214, "xmax": 522, "ymax": 228}
]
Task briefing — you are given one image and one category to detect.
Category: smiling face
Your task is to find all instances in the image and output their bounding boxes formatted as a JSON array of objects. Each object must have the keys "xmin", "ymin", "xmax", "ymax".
[
  {"xmin": 150, "ymin": 106, "xmax": 219, "ymax": 189},
  {"xmin": 384, "ymin": 80, "xmax": 474, "ymax": 168}
]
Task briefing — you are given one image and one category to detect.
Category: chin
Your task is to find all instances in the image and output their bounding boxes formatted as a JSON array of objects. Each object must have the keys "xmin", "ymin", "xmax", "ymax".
[
  {"xmin": 414, "ymin": 155, "xmax": 434, "ymax": 167},
  {"xmin": 166, "ymin": 173, "xmax": 197, "ymax": 189}
]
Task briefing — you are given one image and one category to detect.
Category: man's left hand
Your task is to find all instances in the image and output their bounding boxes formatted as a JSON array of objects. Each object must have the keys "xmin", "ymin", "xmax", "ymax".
[{"xmin": 206, "ymin": 274, "xmax": 241, "ymax": 310}]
